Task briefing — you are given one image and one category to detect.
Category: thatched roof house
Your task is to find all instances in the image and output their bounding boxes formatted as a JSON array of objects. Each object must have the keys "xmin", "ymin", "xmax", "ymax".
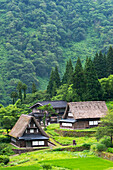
[
  {"xmin": 29, "ymin": 100, "xmax": 67, "ymax": 124},
  {"xmin": 59, "ymin": 101, "xmax": 108, "ymax": 129},
  {"xmin": 9, "ymin": 114, "xmax": 49, "ymax": 147}
]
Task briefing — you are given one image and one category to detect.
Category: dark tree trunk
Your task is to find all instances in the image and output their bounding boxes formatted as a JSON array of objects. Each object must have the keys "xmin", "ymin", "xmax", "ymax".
[{"xmin": 111, "ymin": 135, "xmax": 112, "ymax": 144}]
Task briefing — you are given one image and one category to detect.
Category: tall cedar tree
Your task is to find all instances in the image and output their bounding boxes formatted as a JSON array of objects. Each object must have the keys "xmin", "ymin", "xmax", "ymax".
[
  {"xmin": 62, "ymin": 59, "xmax": 73, "ymax": 85},
  {"xmin": 93, "ymin": 51, "xmax": 107, "ymax": 79},
  {"xmin": 47, "ymin": 67, "xmax": 60, "ymax": 97},
  {"xmin": 107, "ymin": 46, "xmax": 113, "ymax": 76},
  {"xmin": 47, "ymin": 68, "xmax": 55, "ymax": 97},
  {"xmin": 72, "ymin": 57, "xmax": 85, "ymax": 100},
  {"xmin": 84, "ymin": 57, "xmax": 103, "ymax": 101},
  {"xmin": 54, "ymin": 66, "xmax": 61, "ymax": 88},
  {"xmin": 32, "ymin": 82, "xmax": 37, "ymax": 93}
]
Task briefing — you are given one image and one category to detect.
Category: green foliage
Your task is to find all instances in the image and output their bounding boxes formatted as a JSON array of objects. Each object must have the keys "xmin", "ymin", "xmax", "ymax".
[
  {"xmin": 99, "ymin": 137, "xmax": 111, "ymax": 148},
  {"xmin": 41, "ymin": 164, "xmax": 52, "ymax": 170},
  {"xmin": 0, "ymin": 155, "xmax": 9, "ymax": 165},
  {"xmin": 1, "ymin": 0, "xmax": 113, "ymax": 105},
  {"xmin": 90, "ymin": 143, "xmax": 106, "ymax": 152},
  {"xmin": 107, "ymin": 147, "xmax": 113, "ymax": 153},
  {"xmin": 0, "ymin": 104, "xmax": 27, "ymax": 132},
  {"xmin": 96, "ymin": 111, "xmax": 113, "ymax": 145},
  {"xmin": 84, "ymin": 57, "xmax": 103, "ymax": 101},
  {"xmin": 0, "ymin": 143, "xmax": 14, "ymax": 156}
]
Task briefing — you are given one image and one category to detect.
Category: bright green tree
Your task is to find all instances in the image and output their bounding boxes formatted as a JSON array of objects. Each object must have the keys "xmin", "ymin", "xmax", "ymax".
[
  {"xmin": 0, "ymin": 104, "xmax": 26, "ymax": 134},
  {"xmin": 38, "ymin": 104, "xmax": 56, "ymax": 129},
  {"xmin": 96, "ymin": 111, "xmax": 113, "ymax": 144},
  {"xmin": 10, "ymin": 91, "xmax": 18, "ymax": 104}
]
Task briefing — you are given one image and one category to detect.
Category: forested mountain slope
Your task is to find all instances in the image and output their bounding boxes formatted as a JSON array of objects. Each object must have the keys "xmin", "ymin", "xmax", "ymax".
[{"xmin": 0, "ymin": 0, "xmax": 113, "ymax": 105}]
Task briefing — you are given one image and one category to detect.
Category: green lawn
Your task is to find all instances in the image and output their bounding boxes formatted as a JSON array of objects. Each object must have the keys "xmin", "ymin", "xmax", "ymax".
[{"xmin": 40, "ymin": 157, "xmax": 113, "ymax": 170}]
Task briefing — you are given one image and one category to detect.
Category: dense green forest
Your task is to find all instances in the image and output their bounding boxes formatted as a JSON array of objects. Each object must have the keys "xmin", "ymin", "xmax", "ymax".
[{"xmin": 0, "ymin": 0, "xmax": 113, "ymax": 105}]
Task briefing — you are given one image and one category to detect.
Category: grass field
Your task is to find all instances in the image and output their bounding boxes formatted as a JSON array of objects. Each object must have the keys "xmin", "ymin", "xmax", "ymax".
[
  {"xmin": 40, "ymin": 157, "xmax": 113, "ymax": 170},
  {"xmin": 2, "ymin": 157, "xmax": 113, "ymax": 170}
]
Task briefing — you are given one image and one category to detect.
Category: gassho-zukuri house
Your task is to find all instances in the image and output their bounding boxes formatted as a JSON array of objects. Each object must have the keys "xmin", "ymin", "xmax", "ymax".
[
  {"xmin": 9, "ymin": 114, "xmax": 49, "ymax": 148},
  {"xmin": 29, "ymin": 100, "xmax": 67, "ymax": 124},
  {"xmin": 59, "ymin": 101, "xmax": 108, "ymax": 129}
]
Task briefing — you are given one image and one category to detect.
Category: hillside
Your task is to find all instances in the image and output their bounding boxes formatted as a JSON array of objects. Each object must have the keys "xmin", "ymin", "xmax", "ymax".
[{"xmin": 0, "ymin": 0, "xmax": 113, "ymax": 105}]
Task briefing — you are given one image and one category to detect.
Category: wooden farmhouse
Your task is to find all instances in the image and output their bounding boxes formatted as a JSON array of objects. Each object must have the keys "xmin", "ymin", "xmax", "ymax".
[
  {"xmin": 59, "ymin": 101, "xmax": 108, "ymax": 129},
  {"xmin": 9, "ymin": 114, "xmax": 49, "ymax": 148},
  {"xmin": 29, "ymin": 100, "xmax": 67, "ymax": 124}
]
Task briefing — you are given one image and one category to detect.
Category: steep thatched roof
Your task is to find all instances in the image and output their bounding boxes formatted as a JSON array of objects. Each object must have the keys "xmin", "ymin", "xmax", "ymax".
[
  {"xmin": 29, "ymin": 100, "xmax": 67, "ymax": 109},
  {"xmin": 9, "ymin": 114, "xmax": 49, "ymax": 138},
  {"xmin": 62, "ymin": 101, "xmax": 108, "ymax": 120}
]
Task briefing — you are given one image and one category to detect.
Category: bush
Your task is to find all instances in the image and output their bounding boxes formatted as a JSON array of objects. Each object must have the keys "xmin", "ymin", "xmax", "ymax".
[
  {"xmin": 90, "ymin": 143, "xmax": 106, "ymax": 152},
  {"xmin": 42, "ymin": 164, "xmax": 52, "ymax": 170},
  {"xmin": 0, "ymin": 135, "xmax": 10, "ymax": 143},
  {"xmin": 107, "ymin": 147, "xmax": 113, "ymax": 153},
  {"xmin": 0, "ymin": 143, "xmax": 14, "ymax": 156},
  {"xmin": 99, "ymin": 137, "xmax": 111, "ymax": 147},
  {"xmin": 82, "ymin": 143, "xmax": 91, "ymax": 150},
  {"xmin": 0, "ymin": 155, "xmax": 9, "ymax": 165}
]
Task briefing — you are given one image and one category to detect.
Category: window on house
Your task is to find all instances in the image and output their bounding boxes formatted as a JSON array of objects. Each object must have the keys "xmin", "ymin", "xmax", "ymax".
[
  {"xmin": 33, "ymin": 124, "xmax": 35, "ymax": 127},
  {"xmin": 62, "ymin": 123, "xmax": 72, "ymax": 127},
  {"xmin": 89, "ymin": 121, "xmax": 98, "ymax": 126},
  {"xmin": 37, "ymin": 129, "xmax": 39, "ymax": 133},
  {"xmin": 39, "ymin": 141, "xmax": 44, "ymax": 145},
  {"xmin": 32, "ymin": 141, "xmax": 44, "ymax": 146},
  {"xmin": 26, "ymin": 129, "xmax": 27, "ymax": 133},
  {"xmin": 30, "ymin": 129, "xmax": 34, "ymax": 133}
]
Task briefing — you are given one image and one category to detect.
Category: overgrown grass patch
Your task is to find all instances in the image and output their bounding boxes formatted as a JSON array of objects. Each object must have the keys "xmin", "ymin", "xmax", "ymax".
[{"xmin": 53, "ymin": 136, "xmax": 97, "ymax": 145}]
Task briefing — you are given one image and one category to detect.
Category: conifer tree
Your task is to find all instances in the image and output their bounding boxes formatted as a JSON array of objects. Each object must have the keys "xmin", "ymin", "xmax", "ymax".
[
  {"xmin": 54, "ymin": 66, "xmax": 61, "ymax": 88},
  {"xmin": 84, "ymin": 57, "xmax": 103, "ymax": 101},
  {"xmin": 72, "ymin": 57, "xmax": 85, "ymax": 100},
  {"xmin": 16, "ymin": 81, "xmax": 23, "ymax": 102},
  {"xmin": 107, "ymin": 46, "xmax": 113, "ymax": 76},
  {"xmin": 62, "ymin": 58, "xmax": 73, "ymax": 85},
  {"xmin": 32, "ymin": 82, "xmax": 37, "ymax": 93},
  {"xmin": 47, "ymin": 68, "xmax": 56, "ymax": 97},
  {"xmin": 93, "ymin": 51, "xmax": 107, "ymax": 79},
  {"xmin": 22, "ymin": 83, "xmax": 27, "ymax": 100}
]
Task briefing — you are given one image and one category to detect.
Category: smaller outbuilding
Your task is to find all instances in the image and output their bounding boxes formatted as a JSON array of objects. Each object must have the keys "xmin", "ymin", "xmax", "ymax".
[
  {"xmin": 9, "ymin": 114, "xmax": 49, "ymax": 148},
  {"xmin": 59, "ymin": 101, "xmax": 108, "ymax": 129}
]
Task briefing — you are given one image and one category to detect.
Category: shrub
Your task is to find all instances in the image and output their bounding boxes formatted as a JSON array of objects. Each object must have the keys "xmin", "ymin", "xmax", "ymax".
[
  {"xmin": 0, "ymin": 135, "xmax": 10, "ymax": 143},
  {"xmin": 0, "ymin": 143, "xmax": 14, "ymax": 156},
  {"xmin": 96, "ymin": 143, "xmax": 106, "ymax": 152},
  {"xmin": 52, "ymin": 148, "xmax": 62, "ymax": 151},
  {"xmin": 0, "ymin": 155, "xmax": 9, "ymax": 165},
  {"xmin": 99, "ymin": 137, "xmax": 111, "ymax": 147},
  {"xmin": 82, "ymin": 143, "xmax": 91, "ymax": 150},
  {"xmin": 90, "ymin": 143, "xmax": 106, "ymax": 152},
  {"xmin": 41, "ymin": 164, "xmax": 52, "ymax": 170},
  {"xmin": 107, "ymin": 147, "xmax": 113, "ymax": 153}
]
